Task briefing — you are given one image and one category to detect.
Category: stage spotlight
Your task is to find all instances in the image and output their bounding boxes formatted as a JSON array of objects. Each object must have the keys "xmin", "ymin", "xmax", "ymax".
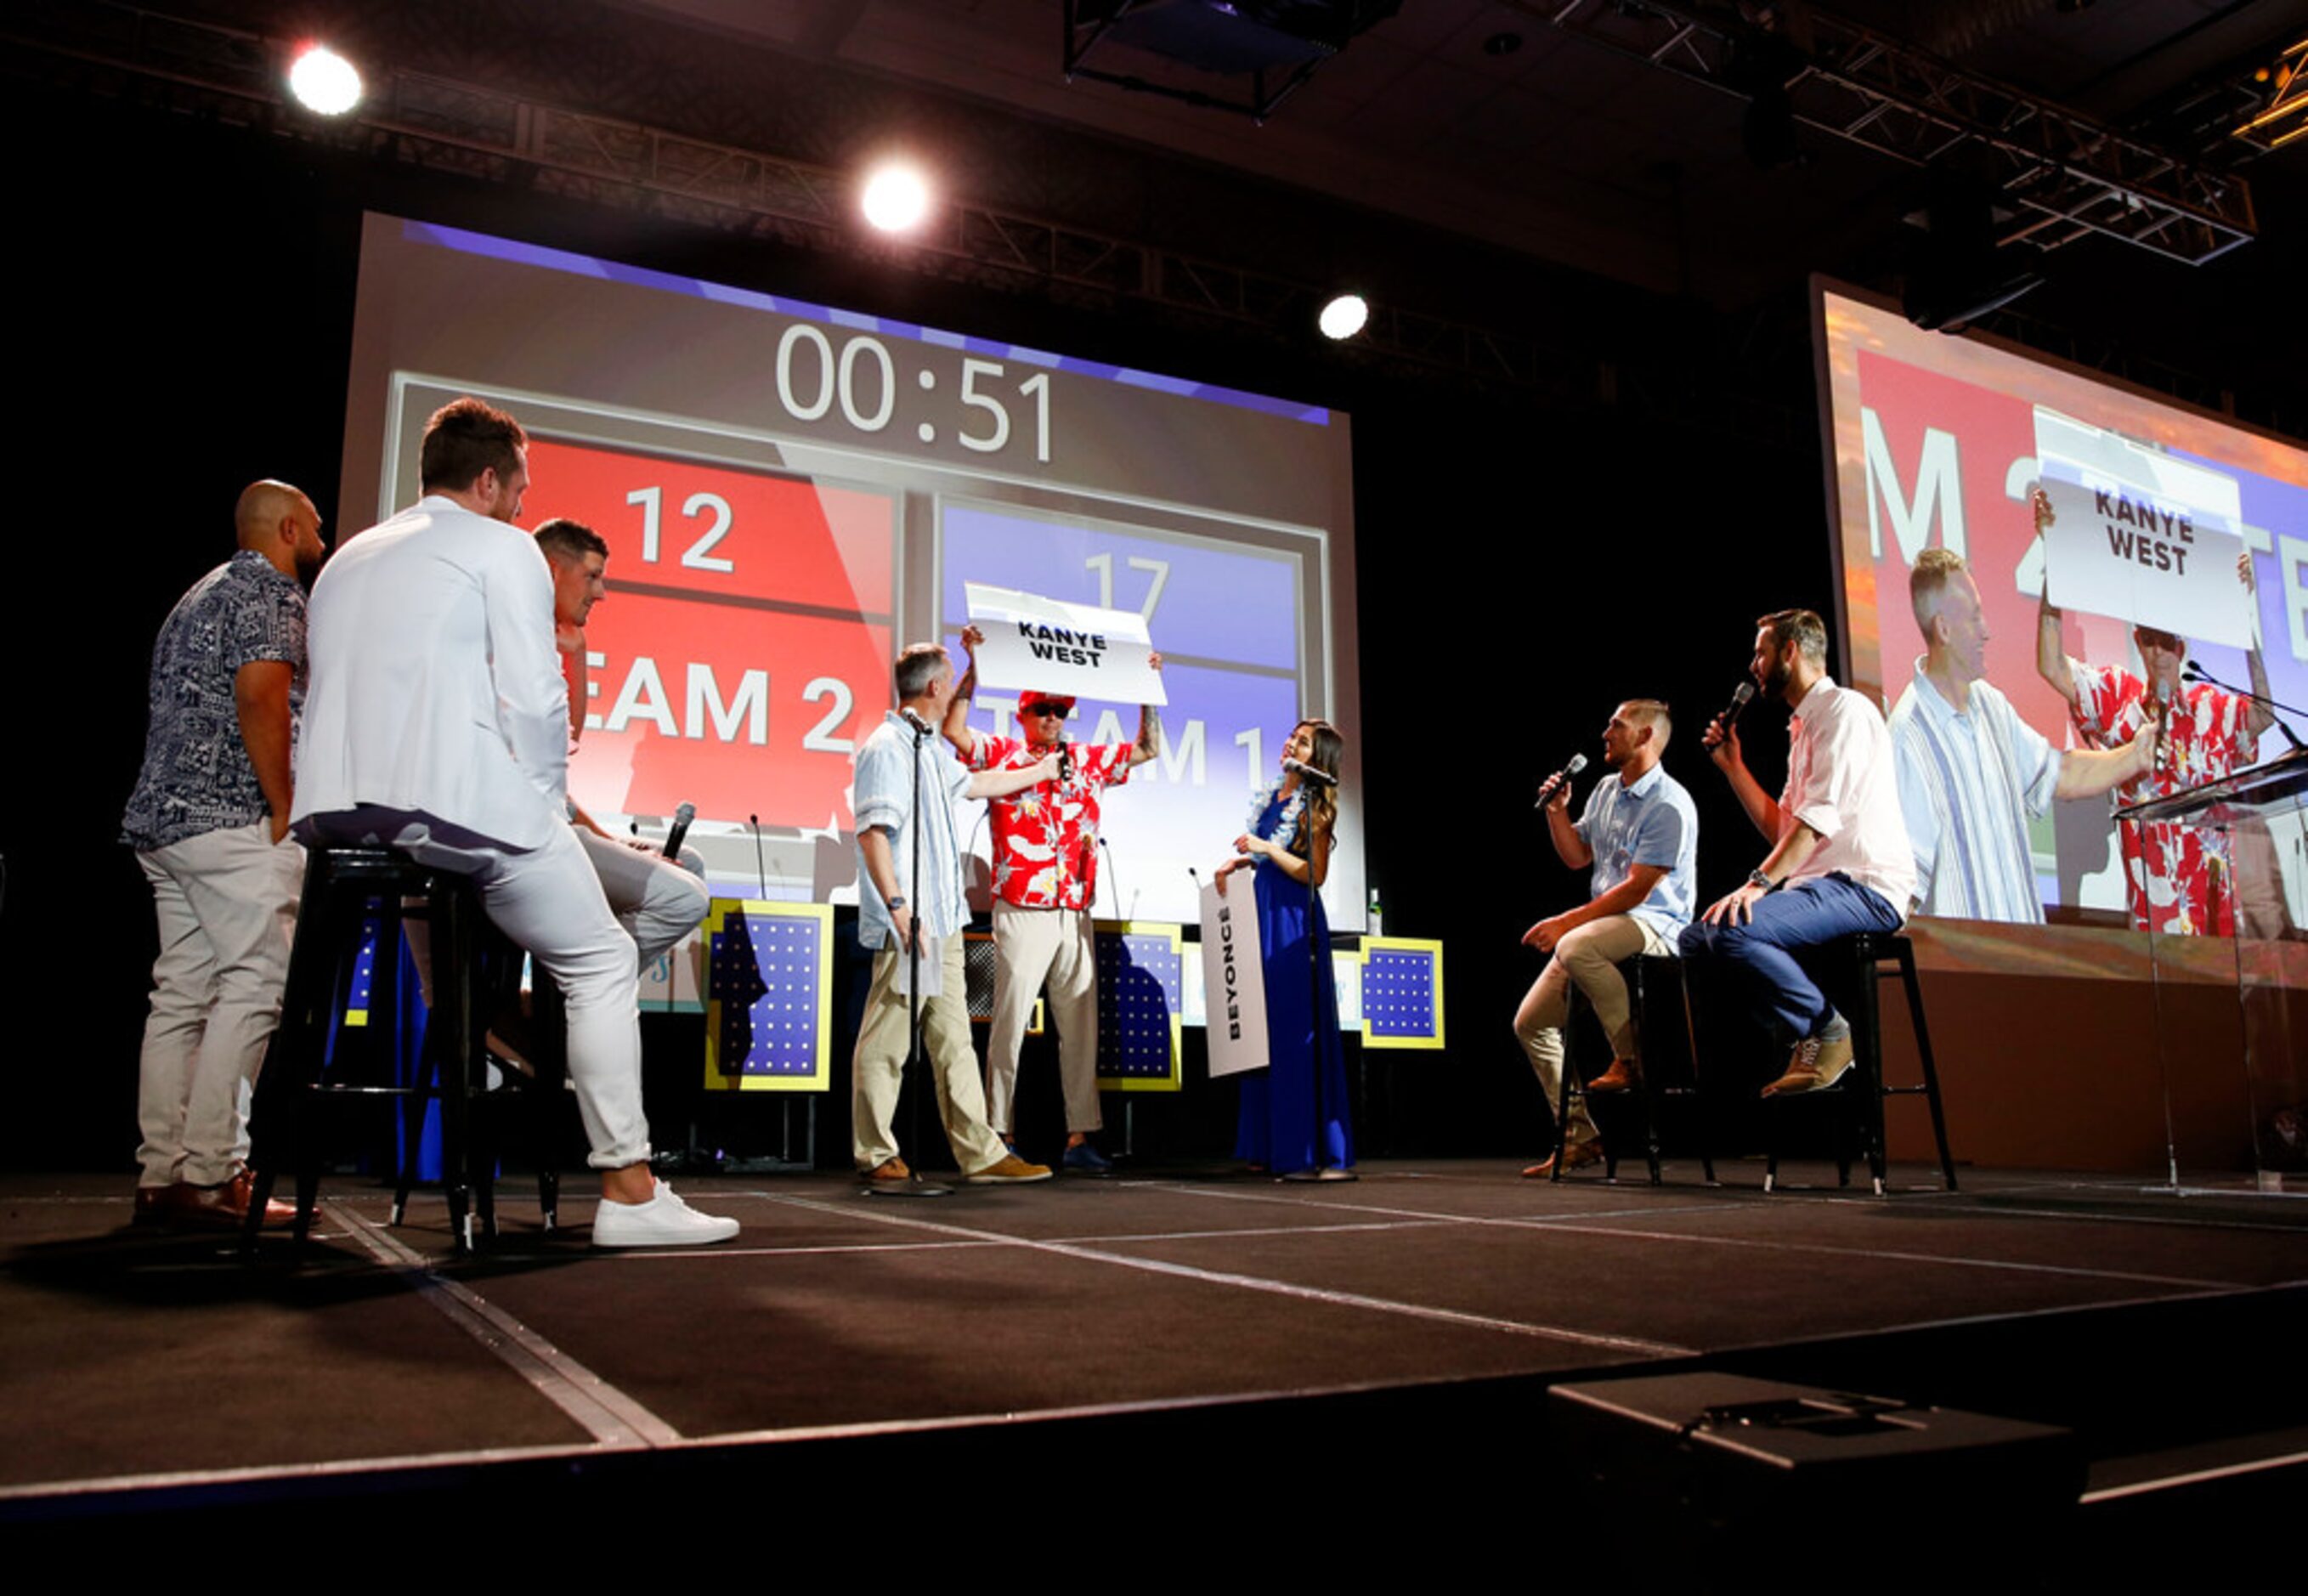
[
  {"xmin": 861, "ymin": 164, "xmax": 931, "ymax": 233},
  {"xmin": 287, "ymin": 45, "xmax": 362, "ymax": 116},
  {"xmin": 1318, "ymin": 293, "xmax": 1368, "ymax": 340}
]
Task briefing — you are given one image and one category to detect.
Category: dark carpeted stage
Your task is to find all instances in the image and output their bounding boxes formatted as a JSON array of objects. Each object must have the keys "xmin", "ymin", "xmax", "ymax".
[{"xmin": 6, "ymin": 1158, "xmax": 2302, "ymax": 1561}]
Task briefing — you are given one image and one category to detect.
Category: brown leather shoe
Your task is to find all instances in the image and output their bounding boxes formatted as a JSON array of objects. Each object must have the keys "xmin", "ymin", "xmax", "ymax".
[
  {"xmin": 153, "ymin": 1171, "xmax": 296, "ymax": 1230},
  {"xmin": 1762, "ymin": 1033, "xmax": 1856, "ymax": 1098},
  {"xmin": 1586, "ymin": 1057, "xmax": 1643, "ymax": 1093},
  {"xmin": 966, "ymin": 1153, "xmax": 1054, "ymax": 1185},
  {"xmin": 1521, "ymin": 1140, "xmax": 1604, "ymax": 1179},
  {"xmin": 133, "ymin": 1186, "xmax": 167, "ymax": 1225},
  {"xmin": 862, "ymin": 1157, "xmax": 913, "ymax": 1186}
]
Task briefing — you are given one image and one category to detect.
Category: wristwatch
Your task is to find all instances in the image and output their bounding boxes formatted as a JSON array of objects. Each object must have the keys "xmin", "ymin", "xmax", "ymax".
[
  {"xmin": 885, "ymin": 895, "xmax": 908, "ymax": 910},
  {"xmin": 1745, "ymin": 869, "xmax": 1773, "ymax": 892}
]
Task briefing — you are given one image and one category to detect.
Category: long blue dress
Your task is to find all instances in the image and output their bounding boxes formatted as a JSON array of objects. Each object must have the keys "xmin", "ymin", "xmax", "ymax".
[{"xmin": 1234, "ymin": 792, "xmax": 1354, "ymax": 1174}]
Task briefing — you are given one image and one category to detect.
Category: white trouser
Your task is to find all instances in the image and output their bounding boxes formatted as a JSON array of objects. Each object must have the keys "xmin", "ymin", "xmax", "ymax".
[
  {"xmin": 851, "ymin": 932, "xmax": 1010, "ymax": 1174},
  {"xmin": 1511, "ymin": 914, "xmax": 1674, "ymax": 1148},
  {"xmin": 575, "ymin": 827, "xmax": 709, "ymax": 969},
  {"xmin": 984, "ymin": 901, "xmax": 1102, "ymax": 1135},
  {"xmin": 308, "ymin": 809, "xmax": 650, "ymax": 1170},
  {"xmin": 135, "ymin": 822, "xmax": 304, "ymax": 1188}
]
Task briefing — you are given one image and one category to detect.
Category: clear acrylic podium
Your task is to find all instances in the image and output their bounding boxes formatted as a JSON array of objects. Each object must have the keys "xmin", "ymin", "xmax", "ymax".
[{"xmin": 2115, "ymin": 751, "xmax": 2308, "ymax": 1191}]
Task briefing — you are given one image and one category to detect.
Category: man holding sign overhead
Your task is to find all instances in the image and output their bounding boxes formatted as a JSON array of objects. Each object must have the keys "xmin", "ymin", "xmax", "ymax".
[
  {"xmin": 2034, "ymin": 488, "xmax": 2276, "ymax": 936},
  {"xmin": 945, "ymin": 620, "xmax": 1163, "ymax": 1174}
]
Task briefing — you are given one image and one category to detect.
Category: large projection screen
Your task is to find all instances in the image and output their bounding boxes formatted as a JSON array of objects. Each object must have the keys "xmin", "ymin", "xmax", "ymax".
[
  {"xmin": 1815, "ymin": 279, "xmax": 2308, "ymax": 924},
  {"xmin": 339, "ymin": 216, "xmax": 1362, "ymax": 931}
]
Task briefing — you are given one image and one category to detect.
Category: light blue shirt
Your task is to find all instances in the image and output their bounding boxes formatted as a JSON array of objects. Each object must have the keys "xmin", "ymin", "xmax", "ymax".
[
  {"xmin": 1888, "ymin": 662, "xmax": 2060, "ymax": 924},
  {"xmin": 1574, "ymin": 762, "xmax": 1699, "ymax": 940},
  {"xmin": 851, "ymin": 711, "xmax": 971, "ymax": 948}
]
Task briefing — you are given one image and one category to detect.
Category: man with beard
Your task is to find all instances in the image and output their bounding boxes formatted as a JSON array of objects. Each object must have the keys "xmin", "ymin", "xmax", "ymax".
[
  {"xmin": 1683, "ymin": 608, "xmax": 1915, "ymax": 1097},
  {"xmin": 940, "ymin": 625, "xmax": 1162, "ymax": 1173},
  {"xmin": 1513, "ymin": 700, "xmax": 1698, "ymax": 1177},
  {"xmin": 122, "ymin": 481, "xmax": 327, "ymax": 1227},
  {"xmin": 295, "ymin": 398, "xmax": 737, "ymax": 1248}
]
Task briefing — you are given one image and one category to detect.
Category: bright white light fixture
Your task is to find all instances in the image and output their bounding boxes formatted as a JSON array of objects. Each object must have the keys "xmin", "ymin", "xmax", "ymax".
[
  {"xmin": 1318, "ymin": 293, "xmax": 1369, "ymax": 341},
  {"xmin": 861, "ymin": 163, "xmax": 932, "ymax": 233},
  {"xmin": 288, "ymin": 45, "xmax": 363, "ymax": 116}
]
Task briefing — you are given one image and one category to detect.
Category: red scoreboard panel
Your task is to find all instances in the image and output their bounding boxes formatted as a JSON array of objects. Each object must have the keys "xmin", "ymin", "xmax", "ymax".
[{"xmin": 520, "ymin": 436, "xmax": 897, "ymax": 833}]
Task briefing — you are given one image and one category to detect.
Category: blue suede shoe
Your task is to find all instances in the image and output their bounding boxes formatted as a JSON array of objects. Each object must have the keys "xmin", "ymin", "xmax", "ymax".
[{"xmin": 1061, "ymin": 1142, "xmax": 1114, "ymax": 1176}]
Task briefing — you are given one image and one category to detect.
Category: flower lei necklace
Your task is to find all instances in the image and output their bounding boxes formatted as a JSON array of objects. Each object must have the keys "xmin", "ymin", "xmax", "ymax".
[{"xmin": 1247, "ymin": 777, "xmax": 1309, "ymax": 856}]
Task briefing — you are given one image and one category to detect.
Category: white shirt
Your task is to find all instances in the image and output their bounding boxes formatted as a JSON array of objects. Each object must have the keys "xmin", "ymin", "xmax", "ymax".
[
  {"xmin": 1779, "ymin": 676, "xmax": 1915, "ymax": 917},
  {"xmin": 293, "ymin": 495, "xmax": 569, "ymax": 851},
  {"xmin": 1889, "ymin": 661, "xmax": 2060, "ymax": 923}
]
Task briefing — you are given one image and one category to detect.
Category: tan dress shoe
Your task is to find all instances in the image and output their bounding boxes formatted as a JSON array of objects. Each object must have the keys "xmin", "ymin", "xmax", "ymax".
[
  {"xmin": 1586, "ymin": 1058, "xmax": 1643, "ymax": 1093},
  {"xmin": 1762, "ymin": 1033, "xmax": 1856, "ymax": 1097}
]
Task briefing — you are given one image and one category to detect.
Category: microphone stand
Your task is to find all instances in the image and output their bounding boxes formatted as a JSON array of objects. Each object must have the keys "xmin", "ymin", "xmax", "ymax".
[
  {"xmin": 2181, "ymin": 664, "xmax": 2306, "ymax": 755},
  {"xmin": 874, "ymin": 710, "xmax": 950, "ymax": 1197}
]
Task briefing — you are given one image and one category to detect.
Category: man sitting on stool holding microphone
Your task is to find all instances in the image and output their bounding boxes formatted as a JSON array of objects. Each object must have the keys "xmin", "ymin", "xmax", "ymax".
[{"xmin": 1513, "ymin": 701, "xmax": 1699, "ymax": 1178}]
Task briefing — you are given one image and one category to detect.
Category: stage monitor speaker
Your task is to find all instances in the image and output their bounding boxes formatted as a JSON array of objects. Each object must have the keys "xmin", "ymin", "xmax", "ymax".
[{"xmin": 1547, "ymin": 1372, "xmax": 2082, "ymax": 1577}]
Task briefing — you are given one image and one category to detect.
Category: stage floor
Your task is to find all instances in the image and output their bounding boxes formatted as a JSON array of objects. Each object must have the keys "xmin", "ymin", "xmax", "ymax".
[{"xmin": 4, "ymin": 1159, "xmax": 2305, "ymax": 1507}]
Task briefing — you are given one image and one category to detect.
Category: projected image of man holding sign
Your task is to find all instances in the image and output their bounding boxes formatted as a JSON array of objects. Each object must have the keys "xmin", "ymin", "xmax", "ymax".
[
  {"xmin": 945, "ymin": 601, "xmax": 1165, "ymax": 1174},
  {"xmin": 2034, "ymin": 478, "xmax": 2278, "ymax": 937}
]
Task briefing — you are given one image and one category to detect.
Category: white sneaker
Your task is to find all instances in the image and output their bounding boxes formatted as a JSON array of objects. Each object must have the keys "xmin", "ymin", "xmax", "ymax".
[{"xmin": 591, "ymin": 1182, "xmax": 739, "ymax": 1248}]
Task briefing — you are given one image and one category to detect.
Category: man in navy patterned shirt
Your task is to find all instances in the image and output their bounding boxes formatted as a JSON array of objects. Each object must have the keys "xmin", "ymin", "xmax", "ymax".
[{"xmin": 122, "ymin": 481, "xmax": 327, "ymax": 1228}]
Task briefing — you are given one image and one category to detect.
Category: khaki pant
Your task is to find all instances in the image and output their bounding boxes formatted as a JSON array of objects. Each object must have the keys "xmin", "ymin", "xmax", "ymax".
[
  {"xmin": 1511, "ymin": 915, "xmax": 1674, "ymax": 1149},
  {"xmin": 135, "ymin": 822, "xmax": 304, "ymax": 1188},
  {"xmin": 851, "ymin": 932, "xmax": 1010, "ymax": 1174},
  {"xmin": 984, "ymin": 902, "xmax": 1103, "ymax": 1136}
]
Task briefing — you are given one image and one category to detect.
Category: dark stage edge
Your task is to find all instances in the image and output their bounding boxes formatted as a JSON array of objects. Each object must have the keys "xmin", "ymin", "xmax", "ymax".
[{"xmin": 4, "ymin": 1162, "xmax": 2303, "ymax": 1550}]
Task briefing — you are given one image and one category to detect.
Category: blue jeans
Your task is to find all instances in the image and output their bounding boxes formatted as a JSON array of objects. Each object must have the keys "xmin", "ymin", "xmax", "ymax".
[{"xmin": 1677, "ymin": 874, "xmax": 1902, "ymax": 1047}]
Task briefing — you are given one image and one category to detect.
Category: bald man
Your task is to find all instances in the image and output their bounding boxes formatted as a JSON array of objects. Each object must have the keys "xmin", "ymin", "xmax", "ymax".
[{"xmin": 122, "ymin": 481, "xmax": 328, "ymax": 1228}]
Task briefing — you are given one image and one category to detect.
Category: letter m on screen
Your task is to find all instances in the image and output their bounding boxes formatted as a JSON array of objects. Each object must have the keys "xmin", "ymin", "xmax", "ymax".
[{"xmin": 1861, "ymin": 408, "xmax": 1966, "ymax": 564}]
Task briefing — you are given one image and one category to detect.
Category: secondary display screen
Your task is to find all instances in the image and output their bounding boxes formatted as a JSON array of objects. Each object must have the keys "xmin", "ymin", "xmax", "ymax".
[
  {"xmin": 339, "ymin": 215, "xmax": 1361, "ymax": 928},
  {"xmin": 1815, "ymin": 281, "xmax": 2308, "ymax": 924}
]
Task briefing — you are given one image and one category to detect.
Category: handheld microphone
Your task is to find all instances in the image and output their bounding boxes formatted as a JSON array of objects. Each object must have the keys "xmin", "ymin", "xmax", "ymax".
[
  {"xmin": 1722, "ymin": 679, "xmax": 1756, "ymax": 727},
  {"xmin": 1058, "ymin": 734, "xmax": 1075, "ymax": 784},
  {"xmin": 662, "ymin": 801, "xmax": 695, "ymax": 860},
  {"xmin": 1283, "ymin": 756, "xmax": 1337, "ymax": 788},
  {"xmin": 1533, "ymin": 751, "xmax": 1588, "ymax": 810}
]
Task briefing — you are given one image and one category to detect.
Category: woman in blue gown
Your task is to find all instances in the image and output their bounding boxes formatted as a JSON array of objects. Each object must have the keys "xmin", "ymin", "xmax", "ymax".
[{"xmin": 1219, "ymin": 720, "xmax": 1354, "ymax": 1181}]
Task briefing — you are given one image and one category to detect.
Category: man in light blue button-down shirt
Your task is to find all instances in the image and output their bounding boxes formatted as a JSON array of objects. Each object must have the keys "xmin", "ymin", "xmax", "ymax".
[
  {"xmin": 1513, "ymin": 700, "xmax": 1698, "ymax": 1176},
  {"xmin": 850, "ymin": 642, "xmax": 1063, "ymax": 1187}
]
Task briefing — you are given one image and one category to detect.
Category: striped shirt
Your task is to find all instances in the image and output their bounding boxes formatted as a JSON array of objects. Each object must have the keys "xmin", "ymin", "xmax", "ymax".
[
  {"xmin": 851, "ymin": 710, "xmax": 972, "ymax": 947},
  {"xmin": 1889, "ymin": 663, "xmax": 2060, "ymax": 922}
]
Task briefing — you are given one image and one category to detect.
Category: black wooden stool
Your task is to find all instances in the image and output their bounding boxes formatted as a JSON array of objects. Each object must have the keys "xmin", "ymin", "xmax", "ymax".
[
  {"xmin": 1762, "ymin": 931, "xmax": 1957, "ymax": 1197},
  {"xmin": 242, "ymin": 846, "xmax": 540, "ymax": 1254},
  {"xmin": 1552, "ymin": 954, "xmax": 1717, "ymax": 1186}
]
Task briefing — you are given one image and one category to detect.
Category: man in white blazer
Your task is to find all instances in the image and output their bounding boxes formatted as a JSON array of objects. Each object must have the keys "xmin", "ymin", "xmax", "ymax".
[{"xmin": 294, "ymin": 397, "xmax": 737, "ymax": 1248}]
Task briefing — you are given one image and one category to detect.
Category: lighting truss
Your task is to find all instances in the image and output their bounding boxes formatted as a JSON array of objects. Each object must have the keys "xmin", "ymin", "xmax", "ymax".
[
  {"xmin": 2232, "ymin": 37, "xmax": 2308, "ymax": 151},
  {"xmin": 0, "ymin": 1, "xmax": 1619, "ymax": 403},
  {"xmin": 1526, "ymin": 0, "xmax": 2259, "ymax": 264}
]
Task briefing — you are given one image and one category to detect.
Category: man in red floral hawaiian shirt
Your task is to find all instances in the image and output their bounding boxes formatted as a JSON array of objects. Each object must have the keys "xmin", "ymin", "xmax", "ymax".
[
  {"xmin": 943, "ymin": 625, "xmax": 1162, "ymax": 1172},
  {"xmin": 2036, "ymin": 490, "xmax": 2276, "ymax": 935}
]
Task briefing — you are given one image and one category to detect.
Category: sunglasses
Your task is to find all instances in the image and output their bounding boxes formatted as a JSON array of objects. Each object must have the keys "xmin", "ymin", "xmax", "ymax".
[{"xmin": 1021, "ymin": 702, "xmax": 1070, "ymax": 717}]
